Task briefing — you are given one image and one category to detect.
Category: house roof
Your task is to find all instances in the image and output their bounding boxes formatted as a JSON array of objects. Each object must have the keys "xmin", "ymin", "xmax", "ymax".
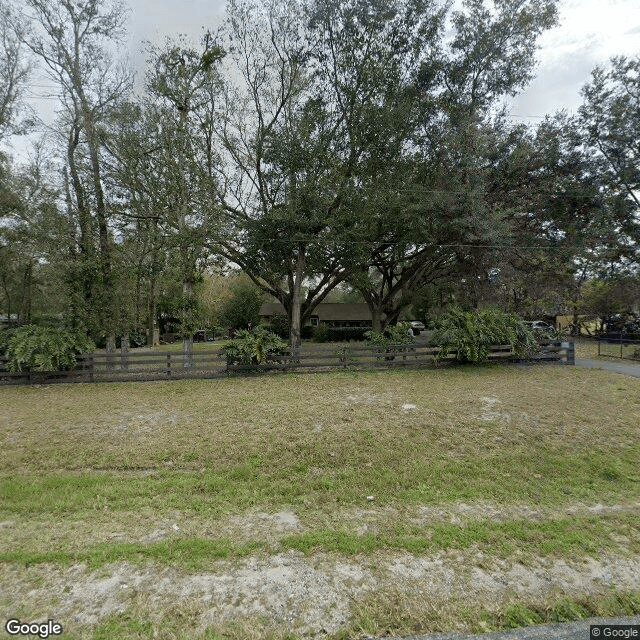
[{"xmin": 259, "ymin": 302, "xmax": 385, "ymax": 322}]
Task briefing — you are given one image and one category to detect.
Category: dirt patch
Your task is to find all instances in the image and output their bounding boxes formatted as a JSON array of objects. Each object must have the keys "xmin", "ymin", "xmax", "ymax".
[
  {"xmin": 2, "ymin": 501, "xmax": 639, "ymax": 636},
  {"xmin": 2, "ymin": 548, "xmax": 639, "ymax": 637}
]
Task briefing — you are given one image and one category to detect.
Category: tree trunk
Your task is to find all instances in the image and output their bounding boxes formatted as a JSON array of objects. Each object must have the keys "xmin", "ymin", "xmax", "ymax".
[
  {"xmin": 66, "ymin": 126, "xmax": 94, "ymax": 327},
  {"xmin": 370, "ymin": 306, "xmax": 382, "ymax": 333},
  {"xmin": 147, "ymin": 275, "xmax": 158, "ymax": 347},
  {"xmin": 18, "ymin": 261, "xmax": 33, "ymax": 323},
  {"xmin": 147, "ymin": 308, "xmax": 156, "ymax": 347},
  {"xmin": 120, "ymin": 331, "xmax": 129, "ymax": 371},
  {"xmin": 572, "ymin": 307, "xmax": 580, "ymax": 337},
  {"xmin": 2, "ymin": 274, "xmax": 11, "ymax": 324},
  {"xmin": 289, "ymin": 244, "xmax": 306, "ymax": 349},
  {"xmin": 182, "ymin": 280, "xmax": 194, "ymax": 368},
  {"xmin": 106, "ymin": 333, "xmax": 116, "ymax": 371}
]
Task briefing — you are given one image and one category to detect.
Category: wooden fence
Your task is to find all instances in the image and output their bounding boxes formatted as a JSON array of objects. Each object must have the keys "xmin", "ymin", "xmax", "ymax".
[
  {"xmin": 598, "ymin": 337, "xmax": 640, "ymax": 361},
  {"xmin": 0, "ymin": 340, "xmax": 574, "ymax": 386}
]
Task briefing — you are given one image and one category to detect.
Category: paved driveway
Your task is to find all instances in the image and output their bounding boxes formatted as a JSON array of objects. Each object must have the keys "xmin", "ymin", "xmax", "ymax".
[
  {"xmin": 391, "ymin": 616, "xmax": 639, "ymax": 640},
  {"xmin": 575, "ymin": 358, "xmax": 640, "ymax": 378}
]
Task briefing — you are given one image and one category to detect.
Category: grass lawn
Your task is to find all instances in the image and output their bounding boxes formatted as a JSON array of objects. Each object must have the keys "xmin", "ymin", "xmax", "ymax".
[{"xmin": 1, "ymin": 364, "xmax": 639, "ymax": 638}]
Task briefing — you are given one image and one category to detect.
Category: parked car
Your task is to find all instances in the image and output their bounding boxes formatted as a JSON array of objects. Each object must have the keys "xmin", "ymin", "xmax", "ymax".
[
  {"xmin": 524, "ymin": 320, "xmax": 555, "ymax": 332},
  {"xmin": 523, "ymin": 320, "xmax": 558, "ymax": 342},
  {"xmin": 410, "ymin": 321, "xmax": 425, "ymax": 335}
]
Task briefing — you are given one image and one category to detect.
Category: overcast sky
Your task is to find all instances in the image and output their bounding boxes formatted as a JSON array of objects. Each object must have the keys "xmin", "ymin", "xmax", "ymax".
[
  {"xmin": 127, "ymin": 0, "xmax": 640, "ymax": 116},
  {"xmin": 7, "ymin": 0, "xmax": 640, "ymax": 159}
]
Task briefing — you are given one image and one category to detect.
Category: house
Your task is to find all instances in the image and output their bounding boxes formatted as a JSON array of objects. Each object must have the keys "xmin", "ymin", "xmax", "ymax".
[{"xmin": 259, "ymin": 302, "xmax": 384, "ymax": 328}]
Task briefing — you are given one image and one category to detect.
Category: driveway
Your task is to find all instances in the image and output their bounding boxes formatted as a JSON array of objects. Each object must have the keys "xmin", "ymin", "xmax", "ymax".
[
  {"xmin": 575, "ymin": 358, "xmax": 640, "ymax": 378},
  {"xmin": 392, "ymin": 616, "xmax": 639, "ymax": 640}
]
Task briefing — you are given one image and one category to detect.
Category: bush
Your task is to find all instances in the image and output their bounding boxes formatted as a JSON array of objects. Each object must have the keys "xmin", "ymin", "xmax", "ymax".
[
  {"xmin": 430, "ymin": 307, "xmax": 537, "ymax": 364},
  {"xmin": 267, "ymin": 315, "xmax": 315, "ymax": 340},
  {"xmin": 222, "ymin": 327, "xmax": 288, "ymax": 367},
  {"xmin": 312, "ymin": 323, "xmax": 330, "ymax": 343},
  {"xmin": 268, "ymin": 314, "xmax": 290, "ymax": 339},
  {"xmin": 325, "ymin": 326, "xmax": 368, "ymax": 342},
  {"xmin": 4, "ymin": 324, "xmax": 95, "ymax": 372},
  {"xmin": 220, "ymin": 283, "xmax": 263, "ymax": 331},
  {"xmin": 0, "ymin": 325, "xmax": 18, "ymax": 358},
  {"xmin": 365, "ymin": 322, "xmax": 416, "ymax": 359}
]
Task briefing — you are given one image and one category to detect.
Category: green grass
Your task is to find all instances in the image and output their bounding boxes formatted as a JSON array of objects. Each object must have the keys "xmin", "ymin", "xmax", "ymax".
[
  {"xmin": 349, "ymin": 589, "xmax": 640, "ymax": 638},
  {"xmin": 1, "ymin": 512, "xmax": 637, "ymax": 570},
  {"xmin": 39, "ymin": 590, "xmax": 640, "ymax": 639},
  {"xmin": 93, "ymin": 340, "xmax": 231, "ymax": 355},
  {"xmin": 2, "ymin": 366, "xmax": 639, "ymax": 525},
  {"xmin": 0, "ymin": 538, "xmax": 264, "ymax": 571},
  {"xmin": 2, "ymin": 447, "xmax": 638, "ymax": 520},
  {"xmin": 1, "ymin": 365, "xmax": 639, "ymax": 638}
]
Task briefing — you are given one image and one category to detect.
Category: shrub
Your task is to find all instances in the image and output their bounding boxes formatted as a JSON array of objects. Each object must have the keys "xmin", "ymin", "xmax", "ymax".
[
  {"xmin": 326, "ymin": 326, "xmax": 368, "ymax": 342},
  {"xmin": 5, "ymin": 324, "xmax": 95, "ymax": 372},
  {"xmin": 220, "ymin": 283, "xmax": 263, "ymax": 331},
  {"xmin": 312, "ymin": 323, "xmax": 330, "ymax": 343},
  {"xmin": 267, "ymin": 316, "xmax": 313, "ymax": 340},
  {"xmin": 430, "ymin": 307, "xmax": 537, "ymax": 364},
  {"xmin": 0, "ymin": 326, "xmax": 18, "ymax": 358},
  {"xmin": 222, "ymin": 327, "xmax": 288, "ymax": 367},
  {"xmin": 268, "ymin": 314, "xmax": 290, "ymax": 340},
  {"xmin": 365, "ymin": 322, "xmax": 416, "ymax": 359}
]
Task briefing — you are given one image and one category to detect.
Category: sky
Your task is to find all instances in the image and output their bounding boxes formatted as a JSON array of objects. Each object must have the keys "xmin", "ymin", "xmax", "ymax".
[
  {"xmin": 127, "ymin": 0, "xmax": 640, "ymax": 118},
  {"xmin": 6, "ymin": 0, "xmax": 640, "ymax": 159}
]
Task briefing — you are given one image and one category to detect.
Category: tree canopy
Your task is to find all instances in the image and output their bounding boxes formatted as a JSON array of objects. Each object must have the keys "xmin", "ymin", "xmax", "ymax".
[{"xmin": 2, "ymin": 0, "xmax": 639, "ymax": 348}]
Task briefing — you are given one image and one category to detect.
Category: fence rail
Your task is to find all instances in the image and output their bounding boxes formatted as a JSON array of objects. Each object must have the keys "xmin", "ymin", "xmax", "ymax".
[
  {"xmin": 0, "ymin": 340, "xmax": 574, "ymax": 385},
  {"xmin": 597, "ymin": 337, "xmax": 640, "ymax": 361}
]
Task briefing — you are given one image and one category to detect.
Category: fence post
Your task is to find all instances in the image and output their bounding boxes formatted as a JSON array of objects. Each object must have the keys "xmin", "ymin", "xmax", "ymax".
[
  {"xmin": 120, "ymin": 336, "xmax": 129, "ymax": 371},
  {"xmin": 89, "ymin": 354, "xmax": 94, "ymax": 383},
  {"xmin": 289, "ymin": 347, "xmax": 299, "ymax": 372},
  {"xmin": 621, "ymin": 338, "xmax": 623, "ymax": 359},
  {"xmin": 561, "ymin": 341, "xmax": 575, "ymax": 365},
  {"xmin": 167, "ymin": 353, "xmax": 171, "ymax": 378}
]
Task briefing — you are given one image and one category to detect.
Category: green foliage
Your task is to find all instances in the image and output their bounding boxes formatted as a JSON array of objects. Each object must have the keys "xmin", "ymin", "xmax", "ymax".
[
  {"xmin": 501, "ymin": 604, "xmax": 543, "ymax": 629},
  {"xmin": 220, "ymin": 283, "xmax": 263, "ymax": 331},
  {"xmin": 366, "ymin": 322, "xmax": 416, "ymax": 345},
  {"xmin": 312, "ymin": 323, "xmax": 330, "ymax": 342},
  {"xmin": 268, "ymin": 314, "xmax": 290, "ymax": 339},
  {"xmin": 5, "ymin": 324, "xmax": 94, "ymax": 372},
  {"xmin": 325, "ymin": 326, "xmax": 369, "ymax": 342},
  {"xmin": 550, "ymin": 599, "xmax": 590, "ymax": 622},
  {"xmin": 94, "ymin": 330, "xmax": 147, "ymax": 350},
  {"xmin": 365, "ymin": 322, "xmax": 416, "ymax": 359},
  {"xmin": 222, "ymin": 327, "xmax": 288, "ymax": 367},
  {"xmin": 430, "ymin": 307, "xmax": 538, "ymax": 364},
  {"xmin": 0, "ymin": 325, "xmax": 18, "ymax": 357}
]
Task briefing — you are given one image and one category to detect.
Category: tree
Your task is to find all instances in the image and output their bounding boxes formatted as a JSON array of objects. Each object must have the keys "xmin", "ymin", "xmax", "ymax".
[
  {"xmin": 216, "ymin": 0, "xmax": 448, "ymax": 345},
  {"xmin": 578, "ymin": 278, "xmax": 640, "ymax": 332},
  {"xmin": 579, "ymin": 56, "xmax": 640, "ymax": 270},
  {"xmin": 141, "ymin": 33, "xmax": 224, "ymax": 364},
  {"xmin": 17, "ymin": 0, "xmax": 132, "ymax": 360},
  {"xmin": 0, "ymin": 0, "xmax": 30, "ymax": 141},
  {"xmin": 334, "ymin": 0, "xmax": 560, "ymax": 329},
  {"xmin": 220, "ymin": 281, "xmax": 263, "ymax": 332},
  {"xmin": 0, "ymin": 147, "xmax": 70, "ymax": 325}
]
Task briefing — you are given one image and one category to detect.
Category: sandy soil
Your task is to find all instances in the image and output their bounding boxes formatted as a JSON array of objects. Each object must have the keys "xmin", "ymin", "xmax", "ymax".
[{"xmin": 2, "ymin": 502, "xmax": 639, "ymax": 638}]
